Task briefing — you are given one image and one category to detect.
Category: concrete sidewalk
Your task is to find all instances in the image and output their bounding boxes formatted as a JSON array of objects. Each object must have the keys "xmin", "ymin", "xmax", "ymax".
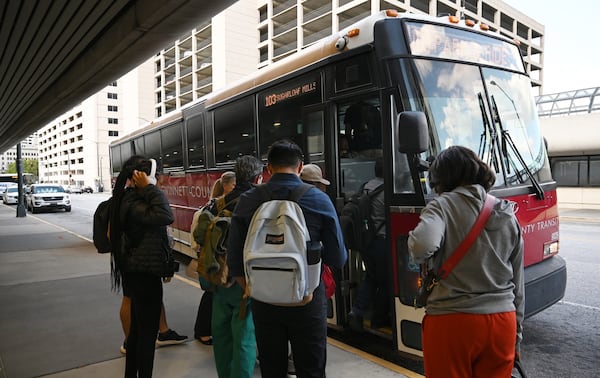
[
  {"xmin": 558, "ymin": 206, "xmax": 600, "ymax": 223},
  {"xmin": 0, "ymin": 203, "xmax": 416, "ymax": 378}
]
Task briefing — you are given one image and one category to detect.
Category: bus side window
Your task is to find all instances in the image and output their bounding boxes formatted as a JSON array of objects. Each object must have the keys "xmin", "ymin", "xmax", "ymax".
[{"xmin": 214, "ymin": 96, "xmax": 255, "ymax": 165}]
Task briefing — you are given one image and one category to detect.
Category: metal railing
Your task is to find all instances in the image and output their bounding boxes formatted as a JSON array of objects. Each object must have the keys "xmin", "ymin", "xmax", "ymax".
[{"xmin": 536, "ymin": 87, "xmax": 600, "ymax": 117}]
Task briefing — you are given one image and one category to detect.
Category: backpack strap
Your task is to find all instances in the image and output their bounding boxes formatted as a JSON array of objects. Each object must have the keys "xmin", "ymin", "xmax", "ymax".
[
  {"xmin": 216, "ymin": 195, "xmax": 239, "ymax": 216},
  {"xmin": 368, "ymin": 183, "xmax": 385, "ymax": 234},
  {"xmin": 288, "ymin": 182, "xmax": 314, "ymax": 203},
  {"xmin": 367, "ymin": 183, "xmax": 384, "ymax": 198},
  {"xmin": 254, "ymin": 182, "xmax": 313, "ymax": 204},
  {"xmin": 255, "ymin": 184, "xmax": 273, "ymax": 204}
]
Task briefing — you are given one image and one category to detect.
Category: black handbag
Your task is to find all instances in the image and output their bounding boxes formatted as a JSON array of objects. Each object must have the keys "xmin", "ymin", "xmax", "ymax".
[
  {"xmin": 414, "ymin": 195, "xmax": 495, "ymax": 308},
  {"xmin": 414, "ymin": 268, "xmax": 439, "ymax": 308}
]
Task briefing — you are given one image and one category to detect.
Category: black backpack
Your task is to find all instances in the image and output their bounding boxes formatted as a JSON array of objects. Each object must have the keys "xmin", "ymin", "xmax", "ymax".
[
  {"xmin": 93, "ymin": 198, "xmax": 112, "ymax": 253},
  {"xmin": 340, "ymin": 183, "xmax": 384, "ymax": 252}
]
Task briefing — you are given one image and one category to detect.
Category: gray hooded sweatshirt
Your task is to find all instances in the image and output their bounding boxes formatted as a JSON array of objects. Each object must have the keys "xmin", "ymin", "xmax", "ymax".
[{"xmin": 408, "ymin": 184, "xmax": 524, "ymax": 351}]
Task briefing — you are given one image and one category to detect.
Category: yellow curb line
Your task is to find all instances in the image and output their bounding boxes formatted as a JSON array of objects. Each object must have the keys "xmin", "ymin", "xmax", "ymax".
[{"xmin": 326, "ymin": 337, "xmax": 424, "ymax": 378}]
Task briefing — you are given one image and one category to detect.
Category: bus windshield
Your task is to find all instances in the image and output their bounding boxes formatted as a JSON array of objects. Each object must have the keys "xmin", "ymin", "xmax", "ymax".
[{"xmin": 406, "ymin": 59, "xmax": 551, "ymax": 188}]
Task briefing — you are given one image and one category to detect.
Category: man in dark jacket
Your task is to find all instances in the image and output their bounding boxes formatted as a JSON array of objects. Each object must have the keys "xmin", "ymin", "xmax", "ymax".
[
  {"xmin": 228, "ymin": 140, "xmax": 347, "ymax": 378},
  {"xmin": 348, "ymin": 157, "xmax": 390, "ymax": 330}
]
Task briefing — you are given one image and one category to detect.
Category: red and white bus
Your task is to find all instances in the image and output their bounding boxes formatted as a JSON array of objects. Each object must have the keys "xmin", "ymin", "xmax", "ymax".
[{"xmin": 110, "ymin": 11, "xmax": 566, "ymax": 359}]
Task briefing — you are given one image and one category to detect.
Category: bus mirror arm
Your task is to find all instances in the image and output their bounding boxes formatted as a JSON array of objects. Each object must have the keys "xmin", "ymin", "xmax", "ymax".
[{"xmin": 411, "ymin": 154, "xmax": 430, "ymax": 172}]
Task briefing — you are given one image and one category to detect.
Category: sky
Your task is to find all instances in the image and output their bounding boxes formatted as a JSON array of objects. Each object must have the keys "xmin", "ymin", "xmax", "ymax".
[{"xmin": 503, "ymin": 0, "xmax": 599, "ymax": 95}]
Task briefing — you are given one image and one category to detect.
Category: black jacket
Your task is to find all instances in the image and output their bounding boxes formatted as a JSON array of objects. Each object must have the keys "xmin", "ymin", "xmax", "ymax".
[{"xmin": 119, "ymin": 185, "xmax": 175, "ymax": 277}]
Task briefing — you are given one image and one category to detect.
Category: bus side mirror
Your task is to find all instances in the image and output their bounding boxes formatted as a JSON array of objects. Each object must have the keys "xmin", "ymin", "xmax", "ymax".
[{"xmin": 397, "ymin": 111, "xmax": 428, "ymax": 154}]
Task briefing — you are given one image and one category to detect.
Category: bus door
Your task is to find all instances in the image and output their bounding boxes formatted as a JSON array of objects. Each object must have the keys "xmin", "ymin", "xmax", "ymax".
[
  {"xmin": 334, "ymin": 96, "xmax": 384, "ymax": 331},
  {"xmin": 389, "ymin": 109, "xmax": 431, "ymax": 357},
  {"xmin": 390, "ymin": 201, "xmax": 424, "ymax": 356},
  {"xmin": 301, "ymin": 104, "xmax": 342, "ymax": 323}
]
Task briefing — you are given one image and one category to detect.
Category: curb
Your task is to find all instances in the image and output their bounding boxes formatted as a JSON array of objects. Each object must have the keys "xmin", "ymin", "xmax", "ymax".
[{"xmin": 559, "ymin": 216, "xmax": 600, "ymax": 223}]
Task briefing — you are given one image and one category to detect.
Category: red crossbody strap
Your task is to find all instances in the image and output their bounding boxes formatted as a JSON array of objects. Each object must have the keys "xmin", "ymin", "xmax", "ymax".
[{"xmin": 437, "ymin": 194, "xmax": 496, "ymax": 279}]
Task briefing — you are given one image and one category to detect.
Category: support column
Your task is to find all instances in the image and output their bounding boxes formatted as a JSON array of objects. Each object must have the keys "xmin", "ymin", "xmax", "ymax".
[{"xmin": 16, "ymin": 143, "xmax": 27, "ymax": 217}]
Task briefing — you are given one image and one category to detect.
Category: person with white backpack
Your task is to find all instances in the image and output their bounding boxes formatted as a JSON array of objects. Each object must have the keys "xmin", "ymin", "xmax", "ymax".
[{"xmin": 227, "ymin": 140, "xmax": 347, "ymax": 378}]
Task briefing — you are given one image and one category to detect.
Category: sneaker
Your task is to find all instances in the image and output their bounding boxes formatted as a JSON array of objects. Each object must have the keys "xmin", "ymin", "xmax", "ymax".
[
  {"xmin": 156, "ymin": 329, "xmax": 187, "ymax": 347},
  {"xmin": 287, "ymin": 354, "xmax": 296, "ymax": 376},
  {"xmin": 347, "ymin": 312, "xmax": 364, "ymax": 332},
  {"xmin": 120, "ymin": 339, "xmax": 127, "ymax": 354}
]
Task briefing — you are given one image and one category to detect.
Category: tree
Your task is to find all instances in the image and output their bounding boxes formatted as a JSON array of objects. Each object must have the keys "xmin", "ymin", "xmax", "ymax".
[{"xmin": 6, "ymin": 159, "xmax": 38, "ymax": 177}]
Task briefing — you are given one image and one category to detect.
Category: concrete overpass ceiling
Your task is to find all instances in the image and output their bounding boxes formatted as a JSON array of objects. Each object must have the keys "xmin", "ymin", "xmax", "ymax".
[{"xmin": 0, "ymin": 0, "xmax": 237, "ymax": 153}]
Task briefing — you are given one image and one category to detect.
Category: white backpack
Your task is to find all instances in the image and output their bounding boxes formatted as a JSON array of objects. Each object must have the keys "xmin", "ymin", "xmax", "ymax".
[{"xmin": 243, "ymin": 183, "xmax": 321, "ymax": 306}]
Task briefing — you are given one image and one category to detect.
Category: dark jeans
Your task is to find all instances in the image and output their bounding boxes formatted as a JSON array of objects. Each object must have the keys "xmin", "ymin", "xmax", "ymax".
[
  {"xmin": 352, "ymin": 237, "xmax": 390, "ymax": 324},
  {"xmin": 123, "ymin": 272, "xmax": 163, "ymax": 378},
  {"xmin": 194, "ymin": 290, "xmax": 213, "ymax": 338},
  {"xmin": 252, "ymin": 284, "xmax": 327, "ymax": 378}
]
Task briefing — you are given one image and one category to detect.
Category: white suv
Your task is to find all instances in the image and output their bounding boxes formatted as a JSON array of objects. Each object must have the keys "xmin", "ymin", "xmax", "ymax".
[
  {"xmin": 26, "ymin": 184, "xmax": 71, "ymax": 213},
  {"xmin": 2, "ymin": 185, "xmax": 19, "ymax": 204}
]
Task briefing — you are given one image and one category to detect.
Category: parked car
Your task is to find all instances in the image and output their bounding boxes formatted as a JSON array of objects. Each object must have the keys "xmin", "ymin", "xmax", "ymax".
[
  {"xmin": 26, "ymin": 184, "xmax": 71, "ymax": 213},
  {"xmin": 66, "ymin": 185, "xmax": 83, "ymax": 194},
  {"xmin": 2, "ymin": 185, "xmax": 19, "ymax": 205},
  {"xmin": 0, "ymin": 183, "xmax": 10, "ymax": 194},
  {"xmin": 82, "ymin": 186, "xmax": 93, "ymax": 193}
]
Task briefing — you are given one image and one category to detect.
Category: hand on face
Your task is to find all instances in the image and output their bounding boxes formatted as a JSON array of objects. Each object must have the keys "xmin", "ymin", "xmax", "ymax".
[{"xmin": 132, "ymin": 170, "xmax": 150, "ymax": 188}]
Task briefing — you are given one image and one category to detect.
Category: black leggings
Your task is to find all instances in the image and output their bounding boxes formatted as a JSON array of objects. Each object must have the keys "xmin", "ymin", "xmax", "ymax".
[{"xmin": 123, "ymin": 272, "xmax": 163, "ymax": 378}]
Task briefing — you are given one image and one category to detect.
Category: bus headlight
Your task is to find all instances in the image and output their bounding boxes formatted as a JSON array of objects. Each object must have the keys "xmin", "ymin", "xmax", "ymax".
[{"xmin": 543, "ymin": 241, "xmax": 559, "ymax": 257}]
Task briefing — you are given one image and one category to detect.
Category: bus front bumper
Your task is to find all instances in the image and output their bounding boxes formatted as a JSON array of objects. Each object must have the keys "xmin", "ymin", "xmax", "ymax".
[{"xmin": 524, "ymin": 255, "xmax": 567, "ymax": 318}]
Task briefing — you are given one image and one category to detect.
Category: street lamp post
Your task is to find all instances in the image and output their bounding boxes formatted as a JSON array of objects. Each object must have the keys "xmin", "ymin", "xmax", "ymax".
[
  {"xmin": 98, "ymin": 156, "xmax": 104, "ymax": 192},
  {"xmin": 67, "ymin": 150, "xmax": 71, "ymax": 186},
  {"xmin": 16, "ymin": 143, "xmax": 26, "ymax": 217}
]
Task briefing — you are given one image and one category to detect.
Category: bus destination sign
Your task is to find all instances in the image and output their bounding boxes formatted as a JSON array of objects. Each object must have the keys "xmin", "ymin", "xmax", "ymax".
[
  {"xmin": 405, "ymin": 22, "xmax": 525, "ymax": 72},
  {"xmin": 261, "ymin": 77, "xmax": 320, "ymax": 108}
]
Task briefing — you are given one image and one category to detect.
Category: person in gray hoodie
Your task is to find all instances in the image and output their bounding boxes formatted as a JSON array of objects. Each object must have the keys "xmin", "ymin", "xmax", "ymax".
[{"xmin": 408, "ymin": 145, "xmax": 524, "ymax": 378}]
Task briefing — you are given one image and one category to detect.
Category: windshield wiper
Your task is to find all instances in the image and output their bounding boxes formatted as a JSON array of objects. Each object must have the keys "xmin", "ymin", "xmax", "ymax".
[
  {"xmin": 490, "ymin": 95, "xmax": 545, "ymax": 200},
  {"xmin": 477, "ymin": 93, "xmax": 500, "ymax": 173}
]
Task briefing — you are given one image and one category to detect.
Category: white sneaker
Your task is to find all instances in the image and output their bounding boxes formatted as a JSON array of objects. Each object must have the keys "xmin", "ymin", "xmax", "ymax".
[{"xmin": 287, "ymin": 354, "xmax": 296, "ymax": 376}]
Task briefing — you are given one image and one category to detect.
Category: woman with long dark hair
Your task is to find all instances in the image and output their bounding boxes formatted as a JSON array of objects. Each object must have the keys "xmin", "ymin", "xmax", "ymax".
[{"xmin": 109, "ymin": 155, "xmax": 175, "ymax": 377}]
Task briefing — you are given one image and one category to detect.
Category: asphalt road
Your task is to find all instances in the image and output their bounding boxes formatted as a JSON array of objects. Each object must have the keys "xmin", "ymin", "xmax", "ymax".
[
  {"xmin": 17, "ymin": 195, "xmax": 600, "ymax": 377},
  {"xmin": 519, "ymin": 219, "xmax": 600, "ymax": 378}
]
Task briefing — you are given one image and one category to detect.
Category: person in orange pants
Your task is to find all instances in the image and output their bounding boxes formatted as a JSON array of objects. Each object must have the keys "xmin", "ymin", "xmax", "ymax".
[
  {"xmin": 408, "ymin": 146, "xmax": 524, "ymax": 378},
  {"xmin": 422, "ymin": 312, "xmax": 516, "ymax": 377}
]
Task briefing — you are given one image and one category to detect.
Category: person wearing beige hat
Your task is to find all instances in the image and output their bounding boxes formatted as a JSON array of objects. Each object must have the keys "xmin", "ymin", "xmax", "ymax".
[{"xmin": 300, "ymin": 163, "xmax": 330, "ymax": 191}]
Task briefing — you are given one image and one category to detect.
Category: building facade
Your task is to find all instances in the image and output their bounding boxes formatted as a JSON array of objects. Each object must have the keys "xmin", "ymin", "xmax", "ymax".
[
  {"xmin": 153, "ymin": 1, "xmax": 258, "ymax": 118},
  {"xmin": 153, "ymin": 0, "xmax": 544, "ymax": 118},
  {"xmin": 0, "ymin": 135, "xmax": 38, "ymax": 174},
  {"xmin": 37, "ymin": 60, "xmax": 154, "ymax": 191}
]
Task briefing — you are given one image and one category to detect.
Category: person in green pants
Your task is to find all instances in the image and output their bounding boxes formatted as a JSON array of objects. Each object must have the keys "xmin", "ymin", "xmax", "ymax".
[
  {"xmin": 203, "ymin": 156, "xmax": 263, "ymax": 377},
  {"xmin": 212, "ymin": 282, "xmax": 256, "ymax": 377}
]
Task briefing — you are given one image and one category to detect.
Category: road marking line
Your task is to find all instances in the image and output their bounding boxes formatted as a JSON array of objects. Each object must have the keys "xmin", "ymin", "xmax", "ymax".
[
  {"xmin": 174, "ymin": 274, "xmax": 200, "ymax": 288},
  {"xmin": 561, "ymin": 300, "xmax": 600, "ymax": 311},
  {"xmin": 26, "ymin": 213, "xmax": 95, "ymax": 243}
]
